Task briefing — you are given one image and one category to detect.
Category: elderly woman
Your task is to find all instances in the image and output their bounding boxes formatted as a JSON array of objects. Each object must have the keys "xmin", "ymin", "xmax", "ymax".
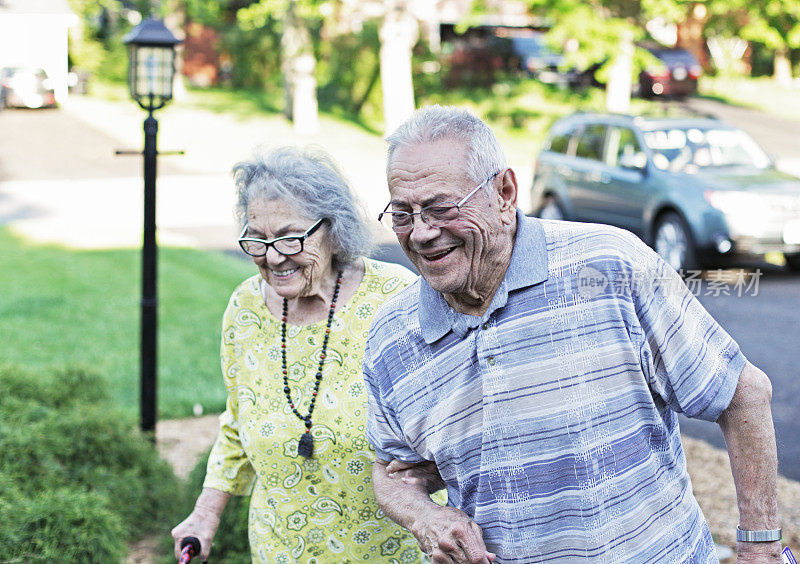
[{"xmin": 171, "ymin": 147, "xmax": 423, "ymax": 563}]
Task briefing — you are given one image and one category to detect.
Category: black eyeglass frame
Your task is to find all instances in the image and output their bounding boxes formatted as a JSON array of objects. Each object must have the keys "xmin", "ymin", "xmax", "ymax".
[
  {"xmin": 238, "ymin": 218, "xmax": 326, "ymax": 257},
  {"xmin": 378, "ymin": 170, "xmax": 501, "ymax": 233}
]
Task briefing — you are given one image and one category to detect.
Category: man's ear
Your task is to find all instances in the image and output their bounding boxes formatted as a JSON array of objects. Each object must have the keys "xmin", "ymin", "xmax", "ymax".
[{"xmin": 496, "ymin": 168, "xmax": 518, "ymax": 224}]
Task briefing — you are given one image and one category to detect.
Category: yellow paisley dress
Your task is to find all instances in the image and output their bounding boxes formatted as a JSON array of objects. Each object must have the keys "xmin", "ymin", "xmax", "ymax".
[{"xmin": 204, "ymin": 258, "xmax": 423, "ymax": 564}]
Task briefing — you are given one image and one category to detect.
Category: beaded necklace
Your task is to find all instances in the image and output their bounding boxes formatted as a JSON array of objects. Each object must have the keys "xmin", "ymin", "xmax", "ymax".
[{"xmin": 281, "ymin": 271, "xmax": 342, "ymax": 458}]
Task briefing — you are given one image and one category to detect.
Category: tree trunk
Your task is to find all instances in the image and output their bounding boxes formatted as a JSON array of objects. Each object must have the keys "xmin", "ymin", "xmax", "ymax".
[
  {"xmin": 606, "ymin": 31, "xmax": 633, "ymax": 113},
  {"xmin": 281, "ymin": 1, "xmax": 319, "ymax": 133},
  {"xmin": 163, "ymin": 0, "xmax": 187, "ymax": 100},
  {"xmin": 773, "ymin": 47, "xmax": 792, "ymax": 87},
  {"xmin": 380, "ymin": 2, "xmax": 417, "ymax": 135}
]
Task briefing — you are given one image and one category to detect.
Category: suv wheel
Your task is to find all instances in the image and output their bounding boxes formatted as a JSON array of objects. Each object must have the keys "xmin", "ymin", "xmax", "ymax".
[
  {"xmin": 653, "ymin": 212, "xmax": 697, "ymax": 272},
  {"xmin": 537, "ymin": 196, "xmax": 565, "ymax": 221},
  {"xmin": 785, "ymin": 253, "xmax": 800, "ymax": 272}
]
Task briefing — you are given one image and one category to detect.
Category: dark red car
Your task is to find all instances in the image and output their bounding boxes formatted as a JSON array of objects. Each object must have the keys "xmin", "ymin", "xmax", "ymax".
[{"xmin": 639, "ymin": 47, "xmax": 702, "ymax": 98}]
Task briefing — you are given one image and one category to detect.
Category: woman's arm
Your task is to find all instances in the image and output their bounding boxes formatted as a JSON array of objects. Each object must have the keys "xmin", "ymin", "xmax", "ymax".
[{"xmin": 372, "ymin": 458, "xmax": 495, "ymax": 564}]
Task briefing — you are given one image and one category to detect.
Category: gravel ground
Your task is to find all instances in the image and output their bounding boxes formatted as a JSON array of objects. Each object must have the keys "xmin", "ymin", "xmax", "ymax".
[{"xmin": 128, "ymin": 415, "xmax": 800, "ymax": 563}]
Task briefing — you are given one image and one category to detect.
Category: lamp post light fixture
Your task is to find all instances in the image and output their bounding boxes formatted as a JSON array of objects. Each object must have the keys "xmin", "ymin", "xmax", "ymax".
[{"xmin": 122, "ymin": 18, "xmax": 181, "ymax": 438}]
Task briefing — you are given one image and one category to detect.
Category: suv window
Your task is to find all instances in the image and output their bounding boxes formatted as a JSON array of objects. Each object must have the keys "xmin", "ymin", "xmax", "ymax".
[
  {"xmin": 574, "ymin": 125, "xmax": 606, "ymax": 161},
  {"xmin": 607, "ymin": 127, "xmax": 646, "ymax": 169},
  {"xmin": 547, "ymin": 132, "xmax": 571, "ymax": 154}
]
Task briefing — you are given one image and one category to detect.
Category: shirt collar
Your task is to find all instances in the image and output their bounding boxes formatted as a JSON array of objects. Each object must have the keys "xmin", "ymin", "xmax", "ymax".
[{"xmin": 419, "ymin": 209, "xmax": 549, "ymax": 344}]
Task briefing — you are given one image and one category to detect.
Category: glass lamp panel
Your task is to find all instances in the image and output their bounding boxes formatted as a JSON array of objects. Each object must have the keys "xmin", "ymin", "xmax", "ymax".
[{"xmin": 133, "ymin": 46, "xmax": 174, "ymax": 99}]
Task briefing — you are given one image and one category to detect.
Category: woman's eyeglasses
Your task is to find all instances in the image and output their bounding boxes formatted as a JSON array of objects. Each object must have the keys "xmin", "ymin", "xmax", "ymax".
[
  {"xmin": 238, "ymin": 218, "xmax": 325, "ymax": 257},
  {"xmin": 378, "ymin": 171, "xmax": 500, "ymax": 234}
]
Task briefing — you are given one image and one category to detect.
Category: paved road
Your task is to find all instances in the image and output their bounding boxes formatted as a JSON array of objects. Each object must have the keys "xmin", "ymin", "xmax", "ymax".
[
  {"xmin": 658, "ymin": 96, "xmax": 800, "ymax": 480},
  {"xmin": 670, "ymin": 96, "xmax": 800, "ymax": 173},
  {"xmin": 2, "ymin": 98, "xmax": 798, "ymax": 480}
]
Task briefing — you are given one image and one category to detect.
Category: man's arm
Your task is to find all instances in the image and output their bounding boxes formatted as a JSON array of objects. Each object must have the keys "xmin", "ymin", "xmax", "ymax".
[
  {"xmin": 716, "ymin": 361, "xmax": 781, "ymax": 562},
  {"xmin": 372, "ymin": 458, "xmax": 495, "ymax": 564}
]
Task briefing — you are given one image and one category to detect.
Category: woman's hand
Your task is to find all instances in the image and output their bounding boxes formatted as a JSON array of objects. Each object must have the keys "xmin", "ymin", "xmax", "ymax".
[
  {"xmin": 374, "ymin": 459, "xmax": 494, "ymax": 564},
  {"xmin": 171, "ymin": 488, "xmax": 230, "ymax": 561},
  {"xmin": 385, "ymin": 459, "xmax": 446, "ymax": 494}
]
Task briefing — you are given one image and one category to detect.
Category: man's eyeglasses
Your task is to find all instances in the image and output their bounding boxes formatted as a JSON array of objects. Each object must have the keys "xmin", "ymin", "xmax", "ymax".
[
  {"xmin": 378, "ymin": 171, "xmax": 500, "ymax": 234},
  {"xmin": 238, "ymin": 218, "xmax": 325, "ymax": 257}
]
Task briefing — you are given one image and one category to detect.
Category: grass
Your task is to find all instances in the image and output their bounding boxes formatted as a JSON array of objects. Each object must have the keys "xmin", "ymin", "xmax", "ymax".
[
  {"xmin": 699, "ymin": 75, "xmax": 800, "ymax": 123},
  {"xmin": 0, "ymin": 227, "xmax": 255, "ymax": 418}
]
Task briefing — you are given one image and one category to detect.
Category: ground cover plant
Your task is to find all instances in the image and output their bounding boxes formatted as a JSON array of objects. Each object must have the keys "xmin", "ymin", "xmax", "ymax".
[
  {"xmin": 0, "ymin": 367, "xmax": 183, "ymax": 561},
  {"xmin": 0, "ymin": 228, "xmax": 254, "ymax": 418}
]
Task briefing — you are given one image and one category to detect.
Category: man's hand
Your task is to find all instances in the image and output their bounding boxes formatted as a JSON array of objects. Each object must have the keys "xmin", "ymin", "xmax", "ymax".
[
  {"xmin": 410, "ymin": 505, "xmax": 496, "ymax": 563},
  {"xmin": 386, "ymin": 458, "xmax": 446, "ymax": 494}
]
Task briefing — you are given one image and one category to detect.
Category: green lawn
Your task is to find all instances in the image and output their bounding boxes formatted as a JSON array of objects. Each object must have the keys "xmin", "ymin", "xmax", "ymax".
[
  {"xmin": 699, "ymin": 75, "xmax": 800, "ymax": 123},
  {"xmin": 0, "ymin": 228, "xmax": 255, "ymax": 418}
]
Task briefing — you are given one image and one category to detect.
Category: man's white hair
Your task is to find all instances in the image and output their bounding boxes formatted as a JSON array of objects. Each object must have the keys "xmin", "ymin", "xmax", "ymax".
[{"xmin": 385, "ymin": 105, "xmax": 507, "ymax": 184}]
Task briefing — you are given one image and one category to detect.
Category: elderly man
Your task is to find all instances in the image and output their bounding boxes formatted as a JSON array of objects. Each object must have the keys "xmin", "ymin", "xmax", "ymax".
[{"xmin": 363, "ymin": 105, "xmax": 780, "ymax": 563}]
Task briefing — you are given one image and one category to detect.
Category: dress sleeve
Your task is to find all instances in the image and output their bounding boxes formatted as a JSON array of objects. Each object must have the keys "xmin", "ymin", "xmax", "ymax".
[
  {"xmin": 363, "ymin": 335, "xmax": 425, "ymax": 464},
  {"xmin": 203, "ymin": 292, "xmax": 256, "ymax": 495},
  {"xmin": 629, "ymin": 238, "xmax": 746, "ymax": 422}
]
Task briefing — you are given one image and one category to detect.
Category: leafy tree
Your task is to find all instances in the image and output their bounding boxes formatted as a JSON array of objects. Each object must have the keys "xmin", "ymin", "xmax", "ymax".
[
  {"xmin": 235, "ymin": 0, "xmax": 327, "ymax": 131},
  {"xmin": 705, "ymin": 0, "xmax": 800, "ymax": 83},
  {"xmin": 67, "ymin": 0, "xmax": 130, "ymax": 80},
  {"xmin": 525, "ymin": 0, "xmax": 663, "ymax": 111}
]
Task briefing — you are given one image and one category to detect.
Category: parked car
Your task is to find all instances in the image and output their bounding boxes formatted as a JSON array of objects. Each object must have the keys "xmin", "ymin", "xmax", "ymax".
[
  {"xmin": 530, "ymin": 113, "xmax": 800, "ymax": 271},
  {"xmin": 506, "ymin": 33, "xmax": 569, "ymax": 84},
  {"xmin": 569, "ymin": 46, "xmax": 702, "ymax": 97},
  {"xmin": 638, "ymin": 46, "xmax": 702, "ymax": 98},
  {"xmin": 443, "ymin": 36, "xmax": 506, "ymax": 87},
  {"xmin": 0, "ymin": 67, "xmax": 57, "ymax": 110}
]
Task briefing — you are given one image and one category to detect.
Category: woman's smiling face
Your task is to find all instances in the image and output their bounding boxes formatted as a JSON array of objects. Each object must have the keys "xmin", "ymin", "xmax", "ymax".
[{"xmin": 245, "ymin": 197, "xmax": 335, "ymax": 300}]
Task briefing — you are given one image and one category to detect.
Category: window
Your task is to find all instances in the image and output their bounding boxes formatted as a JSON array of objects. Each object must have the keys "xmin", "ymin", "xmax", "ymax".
[
  {"xmin": 607, "ymin": 127, "xmax": 646, "ymax": 169},
  {"xmin": 574, "ymin": 125, "xmax": 606, "ymax": 161},
  {"xmin": 547, "ymin": 133, "xmax": 571, "ymax": 154}
]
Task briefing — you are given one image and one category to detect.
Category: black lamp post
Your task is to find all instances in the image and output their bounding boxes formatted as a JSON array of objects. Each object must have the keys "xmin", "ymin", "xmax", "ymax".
[{"xmin": 122, "ymin": 18, "xmax": 181, "ymax": 437}]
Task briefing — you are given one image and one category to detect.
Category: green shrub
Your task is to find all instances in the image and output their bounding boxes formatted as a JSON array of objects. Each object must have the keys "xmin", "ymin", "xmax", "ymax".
[
  {"xmin": 0, "ymin": 484, "xmax": 126, "ymax": 562},
  {"xmin": 0, "ymin": 366, "xmax": 184, "ymax": 562}
]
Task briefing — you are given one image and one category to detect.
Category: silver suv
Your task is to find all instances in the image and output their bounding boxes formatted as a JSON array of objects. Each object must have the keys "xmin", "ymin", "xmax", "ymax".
[{"xmin": 530, "ymin": 113, "xmax": 800, "ymax": 272}]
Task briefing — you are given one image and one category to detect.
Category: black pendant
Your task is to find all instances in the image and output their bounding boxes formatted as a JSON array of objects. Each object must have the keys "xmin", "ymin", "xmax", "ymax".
[{"xmin": 298, "ymin": 432, "xmax": 314, "ymax": 458}]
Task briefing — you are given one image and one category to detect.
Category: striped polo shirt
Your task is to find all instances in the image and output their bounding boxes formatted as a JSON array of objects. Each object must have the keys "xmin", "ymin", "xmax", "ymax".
[{"xmin": 364, "ymin": 211, "xmax": 745, "ymax": 562}]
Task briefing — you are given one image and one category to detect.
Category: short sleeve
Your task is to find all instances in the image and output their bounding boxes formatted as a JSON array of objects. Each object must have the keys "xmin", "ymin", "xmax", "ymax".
[
  {"xmin": 203, "ymin": 292, "xmax": 256, "ymax": 495},
  {"xmin": 363, "ymin": 338, "xmax": 425, "ymax": 464},
  {"xmin": 630, "ymin": 241, "xmax": 746, "ymax": 422}
]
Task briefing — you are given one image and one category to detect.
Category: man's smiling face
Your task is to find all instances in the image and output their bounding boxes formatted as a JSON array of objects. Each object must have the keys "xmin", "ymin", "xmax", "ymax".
[{"xmin": 387, "ymin": 138, "xmax": 507, "ymax": 303}]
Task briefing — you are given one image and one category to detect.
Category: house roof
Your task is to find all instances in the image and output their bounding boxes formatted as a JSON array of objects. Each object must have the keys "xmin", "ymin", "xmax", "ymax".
[{"xmin": 0, "ymin": 0, "xmax": 75, "ymax": 15}]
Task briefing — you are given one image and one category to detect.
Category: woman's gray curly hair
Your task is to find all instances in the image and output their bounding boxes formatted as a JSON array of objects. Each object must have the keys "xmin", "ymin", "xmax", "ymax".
[{"xmin": 232, "ymin": 146, "xmax": 373, "ymax": 265}]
